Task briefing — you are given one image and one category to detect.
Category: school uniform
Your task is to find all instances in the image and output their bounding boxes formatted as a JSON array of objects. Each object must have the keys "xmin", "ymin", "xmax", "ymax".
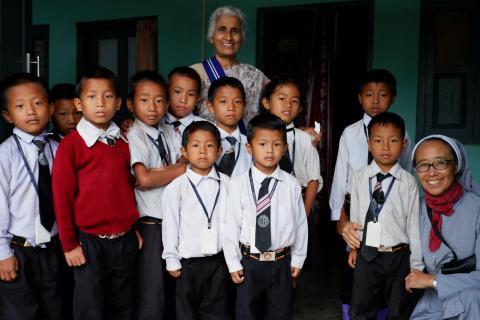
[
  {"xmin": 52, "ymin": 117, "xmax": 139, "ymax": 320},
  {"xmin": 215, "ymin": 125, "xmax": 251, "ymax": 177},
  {"xmin": 127, "ymin": 119, "xmax": 177, "ymax": 320},
  {"xmin": 162, "ymin": 167, "xmax": 230, "ymax": 320},
  {"xmin": 223, "ymin": 165, "xmax": 308, "ymax": 320},
  {"xmin": 348, "ymin": 161, "xmax": 423, "ymax": 320},
  {"xmin": 0, "ymin": 128, "xmax": 62, "ymax": 320},
  {"xmin": 161, "ymin": 112, "xmax": 205, "ymax": 160}
]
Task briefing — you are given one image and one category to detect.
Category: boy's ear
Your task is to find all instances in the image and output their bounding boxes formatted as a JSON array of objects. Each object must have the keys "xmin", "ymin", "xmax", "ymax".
[
  {"xmin": 207, "ymin": 101, "xmax": 214, "ymax": 114},
  {"xmin": 180, "ymin": 146, "xmax": 188, "ymax": 160},
  {"xmin": 284, "ymin": 143, "xmax": 289, "ymax": 153},
  {"xmin": 246, "ymin": 143, "xmax": 253, "ymax": 156},
  {"xmin": 402, "ymin": 137, "xmax": 407, "ymax": 149},
  {"xmin": 48, "ymin": 102, "xmax": 54, "ymax": 117},
  {"xmin": 357, "ymin": 93, "xmax": 363, "ymax": 105},
  {"xmin": 217, "ymin": 146, "xmax": 223, "ymax": 158},
  {"xmin": 261, "ymin": 97, "xmax": 270, "ymax": 110},
  {"xmin": 115, "ymin": 97, "xmax": 122, "ymax": 111},
  {"xmin": 74, "ymin": 98, "xmax": 83, "ymax": 112},
  {"xmin": 2, "ymin": 110, "xmax": 13, "ymax": 124},
  {"xmin": 126, "ymin": 99, "xmax": 134, "ymax": 112}
]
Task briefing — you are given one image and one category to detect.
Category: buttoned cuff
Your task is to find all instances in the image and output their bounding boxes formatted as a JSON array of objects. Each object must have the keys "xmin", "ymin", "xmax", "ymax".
[
  {"xmin": 226, "ymin": 259, "xmax": 243, "ymax": 273},
  {"xmin": 291, "ymin": 254, "xmax": 306, "ymax": 269},
  {"xmin": 330, "ymin": 208, "xmax": 341, "ymax": 221},
  {"xmin": 166, "ymin": 257, "xmax": 182, "ymax": 272},
  {"xmin": 0, "ymin": 241, "xmax": 14, "ymax": 261}
]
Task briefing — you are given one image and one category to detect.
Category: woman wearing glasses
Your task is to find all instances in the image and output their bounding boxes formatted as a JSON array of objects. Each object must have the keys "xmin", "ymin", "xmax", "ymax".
[{"xmin": 405, "ymin": 135, "xmax": 480, "ymax": 319}]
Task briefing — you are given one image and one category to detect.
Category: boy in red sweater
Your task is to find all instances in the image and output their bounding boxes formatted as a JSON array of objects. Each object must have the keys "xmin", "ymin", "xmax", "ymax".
[{"xmin": 52, "ymin": 66, "xmax": 140, "ymax": 320}]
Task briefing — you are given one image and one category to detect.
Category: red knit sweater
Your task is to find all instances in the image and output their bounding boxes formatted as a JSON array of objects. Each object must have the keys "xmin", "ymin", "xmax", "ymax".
[{"xmin": 52, "ymin": 130, "xmax": 139, "ymax": 252}]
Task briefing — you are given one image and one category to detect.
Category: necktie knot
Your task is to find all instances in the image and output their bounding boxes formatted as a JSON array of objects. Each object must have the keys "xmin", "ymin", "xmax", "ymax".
[
  {"xmin": 33, "ymin": 139, "xmax": 45, "ymax": 152},
  {"xmin": 286, "ymin": 127, "xmax": 294, "ymax": 132},
  {"xmin": 171, "ymin": 120, "xmax": 182, "ymax": 129},
  {"xmin": 376, "ymin": 172, "xmax": 391, "ymax": 183},
  {"xmin": 105, "ymin": 136, "xmax": 116, "ymax": 146},
  {"xmin": 225, "ymin": 136, "xmax": 237, "ymax": 145},
  {"xmin": 261, "ymin": 177, "xmax": 272, "ymax": 188}
]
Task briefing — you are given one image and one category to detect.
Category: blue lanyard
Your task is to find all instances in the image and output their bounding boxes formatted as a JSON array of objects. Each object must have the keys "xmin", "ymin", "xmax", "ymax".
[
  {"xmin": 248, "ymin": 169, "xmax": 279, "ymax": 206},
  {"xmin": 147, "ymin": 132, "xmax": 171, "ymax": 165},
  {"xmin": 187, "ymin": 171, "xmax": 221, "ymax": 229},
  {"xmin": 368, "ymin": 175, "xmax": 396, "ymax": 222}
]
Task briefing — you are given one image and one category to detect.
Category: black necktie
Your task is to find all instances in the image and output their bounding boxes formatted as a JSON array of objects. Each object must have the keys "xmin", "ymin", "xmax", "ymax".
[
  {"xmin": 33, "ymin": 139, "xmax": 55, "ymax": 231},
  {"xmin": 217, "ymin": 136, "xmax": 237, "ymax": 176},
  {"xmin": 360, "ymin": 172, "xmax": 391, "ymax": 262},
  {"xmin": 171, "ymin": 121, "xmax": 182, "ymax": 135},
  {"xmin": 364, "ymin": 124, "xmax": 373, "ymax": 164},
  {"xmin": 105, "ymin": 136, "xmax": 116, "ymax": 146},
  {"xmin": 279, "ymin": 129, "xmax": 294, "ymax": 173},
  {"xmin": 157, "ymin": 133, "xmax": 169, "ymax": 165},
  {"xmin": 255, "ymin": 177, "xmax": 272, "ymax": 253}
]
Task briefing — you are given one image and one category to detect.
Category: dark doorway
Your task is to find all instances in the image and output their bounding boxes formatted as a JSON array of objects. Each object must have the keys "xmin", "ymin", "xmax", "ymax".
[{"xmin": 257, "ymin": 1, "xmax": 372, "ymax": 255}]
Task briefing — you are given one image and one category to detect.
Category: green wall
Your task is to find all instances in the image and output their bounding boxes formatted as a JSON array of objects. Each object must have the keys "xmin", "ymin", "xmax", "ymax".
[{"xmin": 32, "ymin": 0, "xmax": 479, "ymax": 179}]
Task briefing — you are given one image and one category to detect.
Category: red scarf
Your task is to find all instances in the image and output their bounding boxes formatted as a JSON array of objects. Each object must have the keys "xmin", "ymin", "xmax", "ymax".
[{"xmin": 425, "ymin": 182, "xmax": 464, "ymax": 252}]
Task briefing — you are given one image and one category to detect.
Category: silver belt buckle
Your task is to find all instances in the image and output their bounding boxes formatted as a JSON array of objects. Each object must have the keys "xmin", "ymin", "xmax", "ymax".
[
  {"xmin": 378, "ymin": 246, "xmax": 393, "ymax": 252},
  {"xmin": 259, "ymin": 251, "xmax": 276, "ymax": 261},
  {"xmin": 98, "ymin": 232, "xmax": 125, "ymax": 240}
]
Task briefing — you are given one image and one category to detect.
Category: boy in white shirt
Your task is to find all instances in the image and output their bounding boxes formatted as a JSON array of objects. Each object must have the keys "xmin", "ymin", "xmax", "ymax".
[
  {"xmin": 223, "ymin": 114, "xmax": 308, "ymax": 319},
  {"xmin": 207, "ymin": 76, "xmax": 251, "ymax": 177},
  {"xmin": 162, "ymin": 121, "xmax": 230, "ymax": 319},
  {"xmin": 348, "ymin": 112, "xmax": 422, "ymax": 319}
]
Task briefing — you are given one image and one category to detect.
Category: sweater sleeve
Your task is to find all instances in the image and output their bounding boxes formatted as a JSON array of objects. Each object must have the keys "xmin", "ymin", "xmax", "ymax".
[{"xmin": 52, "ymin": 138, "xmax": 79, "ymax": 252}]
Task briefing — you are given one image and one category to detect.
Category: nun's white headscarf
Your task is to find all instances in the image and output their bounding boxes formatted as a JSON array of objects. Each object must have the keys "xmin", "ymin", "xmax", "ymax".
[{"xmin": 412, "ymin": 134, "xmax": 480, "ymax": 196}]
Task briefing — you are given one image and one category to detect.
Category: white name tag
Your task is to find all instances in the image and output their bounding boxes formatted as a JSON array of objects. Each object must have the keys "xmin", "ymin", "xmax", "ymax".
[
  {"xmin": 249, "ymin": 226, "xmax": 260, "ymax": 254},
  {"xmin": 365, "ymin": 221, "xmax": 381, "ymax": 248},
  {"xmin": 35, "ymin": 216, "xmax": 51, "ymax": 244},
  {"xmin": 200, "ymin": 228, "xmax": 218, "ymax": 255}
]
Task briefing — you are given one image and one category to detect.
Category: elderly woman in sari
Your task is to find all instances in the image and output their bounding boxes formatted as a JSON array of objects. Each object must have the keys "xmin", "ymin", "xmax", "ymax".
[{"xmin": 405, "ymin": 135, "xmax": 480, "ymax": 319}]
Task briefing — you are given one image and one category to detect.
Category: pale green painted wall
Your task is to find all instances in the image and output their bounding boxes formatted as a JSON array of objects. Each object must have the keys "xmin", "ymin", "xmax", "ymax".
[{"xmin": 32, "ymin": 0, "xmax": 479, "ymax": 179}]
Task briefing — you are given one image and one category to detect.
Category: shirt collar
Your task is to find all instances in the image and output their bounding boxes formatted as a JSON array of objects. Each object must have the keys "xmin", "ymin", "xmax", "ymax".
[
  {"xmin": 13, "ymin": 127, "xmax": 50, "ymax": 144},
  {"xmin": 186, "ymin": 166, "xmax": 220, "ymax": 186},
  {"xmin": 77, "ymin": 117, "xmax": 121, "ymax": 147},
  {"xmin": 363, "ymin": 113, "xmax": 372, "ymax": 127},
  {"xmin": 217, "ymin": 125, "xmax": 241, "ymax": 141},
  {"xmin": 166, "ymin": 112, "xmax": 194, "ymax": 126},
  {"xmin": 251, "ymin": 164, "xmax": 282, "ymax": 184},
  {"xmin": 134, "ymin": 118, "xmax": 162, "ymax": 139},
  {"xmin": 368, "ymin": 160, "xmax": 402, "ymax": 180},
  {"xmin": 286, "ymin": 123, "xmax": 295, "ymax": 131}
]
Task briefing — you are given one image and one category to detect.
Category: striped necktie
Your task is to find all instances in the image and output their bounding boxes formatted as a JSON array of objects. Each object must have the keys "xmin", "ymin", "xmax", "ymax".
[{"xmin": 255, "ymin": 177, "xmax": 272, "ymax": 253}]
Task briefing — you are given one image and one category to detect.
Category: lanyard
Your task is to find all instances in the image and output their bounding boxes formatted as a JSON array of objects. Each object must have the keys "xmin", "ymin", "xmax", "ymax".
[
  {"xmin": 147, "ymin": 133, "xmax": 171, "ymax": 165},
  {"xmin": 368, "ymin": 175, "xmax": 396, "ymax": 222},
  {"xmin": 248, "ymin": 169, "xmax": 279, "ymax": 207},
  {"xmin": 187, "ymin": 171, "xmax": 221, "ymax": 229},
  {"xmin": 13, "ymin": 134, "xmax": 54, "ymax": 196}
]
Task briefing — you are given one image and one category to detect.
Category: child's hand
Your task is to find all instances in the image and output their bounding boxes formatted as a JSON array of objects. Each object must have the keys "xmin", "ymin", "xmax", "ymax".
[
  {"xmin": 342, "ymin": 222, "xmax": 363, "ymax": 249},
  {"xmin": 64, "ymin": 245, "xmax": 86, "ymax": 267},
  {"xmin": 348, "ymin": 249, "xmax": 357, "ymax": 269},
  {"xmin": 135, "ymin": 230, "xmax": 143, "ymax": 250},
  {"xmin": 291, "ymin": 267, "xmax": 301, "ymax": 288},
  {"xmin": 0, "ymin": 255, "xmax": 19, "ymax": 282},
  {"xmin": 230, "ymin": 270, "xmax": 245, "ymax": 284},
  {"xmin": 177, "ymin": 156, "xmax": 189, "ymax": 165},
  {"xmin": 169, "ymin": 270, "xmax": 181, "ymax": 278}
]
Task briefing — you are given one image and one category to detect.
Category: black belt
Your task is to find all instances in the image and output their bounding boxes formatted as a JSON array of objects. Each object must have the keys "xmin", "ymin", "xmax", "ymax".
[
  {"xmin": 10, "ymin": 235, "xmax": 58, "ymax": 248},
  {"xmin": 377, "ymin": 243, "xmax": 409, "ymax": 253},
  {"xmin": 181, "ymin": 251, "xmax": 224, "ymax": 263},
  {"xmin": 240, "ymin": 243, "xmax": 291, "ymax": 262},
  {"xmin": 138, "ymin": 216, "xmax": 162, "ymax": 225}
]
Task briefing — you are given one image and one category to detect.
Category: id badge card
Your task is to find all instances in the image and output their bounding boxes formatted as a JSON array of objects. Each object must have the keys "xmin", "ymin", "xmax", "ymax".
[
  {"xmin": 365, "ymin": 221, "xmax": 381, "ymax": 248},
  {"xmin": 201, "ymin": 228, "xmax": 218, "ymax": 255},
  {"xmin": 35, "ymin": 216, "xmax": 51, "ymax": 244},
  {"xmin": 249, "ymin": 226, "xmax": 260, "ymax": 254}
]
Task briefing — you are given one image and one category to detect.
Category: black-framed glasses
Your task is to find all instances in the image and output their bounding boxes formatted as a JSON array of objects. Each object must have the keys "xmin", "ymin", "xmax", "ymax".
[{"xmin": 414, "ymin": 159, "xmax": 453, "ymax": 173}]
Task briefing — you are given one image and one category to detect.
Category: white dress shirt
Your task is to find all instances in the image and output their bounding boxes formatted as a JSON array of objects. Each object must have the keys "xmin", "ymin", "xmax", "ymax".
[
  {"xmin": 76, "ymin": 117, "xmax": 123, "ymax": 147},
  {"xmin": 0, "ymin": 128, "xmax": 59, "ymax": 259},
  {"xmin": 329, "ymin": 113, "xmax": 413, "ymax": 220},
  {"xmin": 223, "ymin": 165, "xmax": 308, "ymax": 272},
  {"xmin": 286, "ymin": 123, "xmax": 323, "ymax": 191},
  {"xmin": 349, "ymin": 161, "xmax": 423, "ymax": 270},
  {"xmin": 162, "ymin": 167, "xmax": 229, "ymax": 271},
  {"xmin": 127, "ymin": 119, "xmax": 177, "ymax": 219},
  {"xmin": 160, "ymin": 113, "xmax": 205, "ymax": 159},
  {"xmin": 216, "ymin": 125, "xmax": 252, "ymax": 177}
]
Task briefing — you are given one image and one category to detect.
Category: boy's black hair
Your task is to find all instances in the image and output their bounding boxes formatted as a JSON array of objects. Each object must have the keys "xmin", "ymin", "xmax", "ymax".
[
  {"xmin": 207, "ymin": 76, "xmax": 246, "ymax": 102},
  {"xmin": 76, "ymin": 66, "xmax": 119, "ymax": 98},
  {"xmin": 247, "ymin": 114, "xmax": 287, "ymax": 143},
  {"xmin": 258, "ymin": 75, "xmax": 303, "ymax": 115},
  {"xmin": 358, "ymin": 69, "xmax": 397, "ymax": 96},
  {"xmin": 49, "ymin": 83, "xmax": 76, "ymax": 103},
  {"xmin": 367, "ymin": 112, "xmax": 405, "ymax": 139},
  {"xmin": 127, "ymin": 70, "xmax": 167, "ymax": 100},
  {"xmin": 168, "ymin": 66, "xmax": 202, "ymax": 95},
  {"xmin": 1, "ymin": 72, "xmax": 48, "ymax": 111},
  {"xmin": 182, "ymin": 120, "xmax": 221, "ymax": 148}
]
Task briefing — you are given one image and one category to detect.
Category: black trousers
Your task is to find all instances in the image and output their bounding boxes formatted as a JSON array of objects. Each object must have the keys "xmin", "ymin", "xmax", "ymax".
[
  {"xmin": 175, "ymin": 252, "xmax": 228, "ymax": 320},
  {"xmin": 73, "ymin": 229, "xmax": 138, "ymax": 320},
  {"xmin": 236, "ymin": 256, "xmax": 293, "ymax": 320},
  {"xmin": 349, "ymin": 247, "xmax": 411, "ymax": 320},
  {"xmin": 0, "ymin": 238, "xmax": 62, "ymax": 320},
  {"xmin": 135, "ymin": 222, "xmax": 165, "ymax": 320}
]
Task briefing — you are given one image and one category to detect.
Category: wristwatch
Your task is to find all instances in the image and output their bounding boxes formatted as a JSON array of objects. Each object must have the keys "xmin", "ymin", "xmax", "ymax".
[{"xmin": 432, "ymin": 279, "xmax": 437, "ymax": 289}]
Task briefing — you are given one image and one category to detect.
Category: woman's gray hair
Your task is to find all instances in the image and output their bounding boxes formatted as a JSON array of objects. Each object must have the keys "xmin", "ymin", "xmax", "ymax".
[{"xmin": 207, "ymin": 6, "xmax": 246, "ymax": 41}]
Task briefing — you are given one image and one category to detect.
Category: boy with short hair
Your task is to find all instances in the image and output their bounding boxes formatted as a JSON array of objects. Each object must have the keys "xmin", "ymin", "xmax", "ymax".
[
  {"xmin": 162, "ymin": 121, "xmax": 230, "ymax": 319},
  {"xmin": 162, "ymin": 66, "xmax": 204, "ymax": 157},
  {"xmin": 52, "ymin": 66, "xmax": 140, "ymax": 320},
  {"xmin": 126, "ymin": 70, "xmax": 187, "ymax": 319},
  {"xmin": 0, "ymin": 73, "xmax": 62, "ymax": 319},
  {"xmin": 348, "ymin": 112, "xmax": 423, "ymax": 319},
  {"xmin": 223, "ymin": 114, "xmax": 308, "ymax": 319},
  {"xmin": 207, "ymin": 76, "xmax": 251, "ymax": 177},
  {"xmin": 49, "ymin": 83, "xmax": 82, "ymax": 141}
]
